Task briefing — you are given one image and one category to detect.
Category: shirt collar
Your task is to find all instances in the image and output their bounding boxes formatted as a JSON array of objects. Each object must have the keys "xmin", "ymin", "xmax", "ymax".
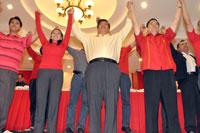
[
  {"xmin": 7, "ymin": 34, "xmax": 19, "ymax": 38},
  {"xmin": 96, "ymin": 33, "xmax": 111, "ymax": 37},
  {"xmin": 147, "ymin": 33, "xmax": 161, "ymax": 36}
]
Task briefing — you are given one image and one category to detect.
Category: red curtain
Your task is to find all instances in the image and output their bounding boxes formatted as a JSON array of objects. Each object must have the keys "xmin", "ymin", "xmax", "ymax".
[{"xmin": 132, "ymin": 71, "xmax": 144, "ymax": 90}]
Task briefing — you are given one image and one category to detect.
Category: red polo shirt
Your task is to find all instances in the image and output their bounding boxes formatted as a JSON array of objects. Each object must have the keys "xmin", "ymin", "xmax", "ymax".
[
  {"xmin": 27, "ymin": 47, "xmax": 42, "ymax": 80},
  {"xmin": 35, "ymin": 12, "xmax": 72, "ymax": 70},
  {"xmin": 118, "ymin": 45, "xmax": 132, "ymax": 74},
  {"xmin": 0, "ymin": 33, "xmax": 33, "ymax": 72},
  {"xmin": 135, "ymin": 28, "xmax": 176, "ymax": 72},
  {"xmin": 187, "ymin": 29, "xmax": 200, "ymax": 66}
]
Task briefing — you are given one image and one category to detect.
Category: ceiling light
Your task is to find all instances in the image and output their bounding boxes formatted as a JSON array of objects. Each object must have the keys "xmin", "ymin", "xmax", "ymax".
[
  {"xmin": 141, "ymin": 1, "xmax": 147, "ymax": 9},
  {"xmin": 139, "ymin": 58, "xmax": 142, "ymax": 62},
  {"xmin": 67, "ymin": 65, "xmax": 71, "ymax": 68},
  {"xmin": 54, "ymin": 0, "xmax": 94, "ymax": 24},
  {"xmin": 28, "ymin": 57, "xmax": 32, "ymax": 60},
  {"xmin": 7, "ymin": 4, "xmax": 13, "ymax": 10}
]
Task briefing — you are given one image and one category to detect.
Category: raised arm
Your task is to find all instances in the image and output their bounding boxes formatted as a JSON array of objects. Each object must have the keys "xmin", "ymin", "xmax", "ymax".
[
  {"xmin": 25, "ymin": 31, "xmax": 38, "ymax": 46},
  {"xmin": 27, "ymin": 46, "xmax": 39, "ymax": 61},
  {"xmin": 180, "ymin": 0, "xmax": 193, "ymax": 32},
  {"xmin": 35, "ymin": 11, "xmax": 48, "ymax": 44},
  {"xmin": 170, "ymin": 0, "xmax": 182, "ymax": 32},
  {"xmin": 117, "ymin": 3, "xmax": 133, "ymax": 40},
  {"xmin": 62, "ymin": 9, "xmax": 73, "ymax": 49},
  {"xmin": 71, "ymin": 9, "xmax": 88, "ymax": 45},
  {"xmin": 128, "ymin": 1, "xmax": 140, "ymax": 36}
]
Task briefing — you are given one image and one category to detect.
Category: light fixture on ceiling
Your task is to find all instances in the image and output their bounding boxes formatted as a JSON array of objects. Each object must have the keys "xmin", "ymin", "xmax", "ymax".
[
  {"xmin": 141, "ymin": 1, "xmax": 147, "ymax": 9},
  {"xmin": 28, "ymin": 57, "xmax": 32, "ymax": 61},
  {"xmin": 67, "ymin": 65, "xmax": 71, "ymax": 68},
  {"xmin": 138, "ymin": 58, "xmax": 142, "ymax": 62},
  {"xmin": 7, "ymin": 4, "xmax": 13, "ymax": 10},
  {"xmin": 54, "ymin": 0, "xmax": 94, "ymax": 24}
]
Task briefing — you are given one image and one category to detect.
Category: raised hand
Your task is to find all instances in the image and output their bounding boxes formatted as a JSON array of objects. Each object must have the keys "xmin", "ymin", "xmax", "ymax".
[
  {"xmin": 160, "ymin": 26, "xmax": 166, "ymax": 34},
  {"xmin": 26, "ymin": 31, "xmax": 32, "ymax": 37},
  {"xmin": 96, "ymin": 17, "xmax": 101, "ymax": 23},
  {"xmin": 67, "ymin": 8, "xmax": 74, "ymax": 15},
  {"xmin": 140, "ymin": 24, "xmax": 146, "ymax": 32}
]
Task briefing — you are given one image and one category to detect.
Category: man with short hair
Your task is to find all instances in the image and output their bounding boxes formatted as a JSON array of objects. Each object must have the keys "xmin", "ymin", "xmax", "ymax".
[
  {"xmin": 71, "ymin": 1, "xmax": 133, "ymax": 132},
  {"xmin": 170, "ymin": 40, "xmax": 200, "ymax": 133},
  {"xmin": 118, "ymin": 43, "xmax": 135, "ymax": 133},
  {"xmin": 16, "ymin": 73, "xmax": 28, "ymax": 86},
  {"xmin": 129, "ymin": 0, "xmax": 182, "ymax": 132},
  {"xmin": 0, "ymin": 16, "xmax": 37, "ymax": 133},
  {"xmin": 65, "ymin": 46, "xmax": 88, "ymax": 133}
]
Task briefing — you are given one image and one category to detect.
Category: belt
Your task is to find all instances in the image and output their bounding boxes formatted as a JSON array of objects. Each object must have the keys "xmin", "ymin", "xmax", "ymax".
[
  {"xmin": 73, "ymin": 70, "xmax": 85, "ymax": 74},
  {"xmin": 188, "ymin": 72, "xmax": 197, "ymax": 75},
  {"xmin": 89, "ymin": 58, "xmax": 117, "ymax": 64}
]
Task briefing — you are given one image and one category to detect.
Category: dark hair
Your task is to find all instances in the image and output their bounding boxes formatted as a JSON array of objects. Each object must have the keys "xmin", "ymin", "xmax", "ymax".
[
  {"xmin": 49, "ymin": 28, "xmax": 63, "ymax": 45},
  {"xmin": 18, "ymin": 73, "xmax": 24, "ymax": 77},
  {"xmin": 39, "ymin": 47, "xmax": 43, "ymax": 55},
  {"xmin": 146, "ymin": 18, "xmax": 160, "ymax": 28},
  {"xmin": 97, "ymin": 19, "xmax": 110, "ymax": 29},
  {"xmin": 177, "ymin": 40, "xmax": 185, "ymax": 49},
  {"xmin": 9, "ymin": 16, "xmax": 22, "ymax": 27}
]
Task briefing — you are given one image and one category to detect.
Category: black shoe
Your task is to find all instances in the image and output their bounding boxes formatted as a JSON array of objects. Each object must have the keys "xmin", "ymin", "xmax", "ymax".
[
  {"xmin": 77, "ymin": 128, "xmax": 84, "ymax": 133},
  {"xmin": 121, "ymin": 127, "xmax": 135, "ymax": 133},
  {"xmin": 64, "ymin": 127, "xmax": 74, "ymax": 133},
  {"xmin": 187, "ymin": 131, "xmax": 195, "ymax": 133}
]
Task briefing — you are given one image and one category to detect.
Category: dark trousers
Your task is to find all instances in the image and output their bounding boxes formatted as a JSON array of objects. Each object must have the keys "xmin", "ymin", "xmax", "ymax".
[
  {"xmin": 119, "ymin": 72, "xmax": 131, "ymax": 127},
  {"xmin": 143, "ymin": 69, "xmax": 181, "ymax": 133},
  {"xmin": 161, "ymin": 106, "xmax": 168, "ymax": 133},
  {"xmin": 66, "ymin": 73, "xmax": 88, "ymax": 131},
  {"xmin": 86, "ymin": 61, "xmax": 120, "ymax": 133},
  {"xmin": 34, "ymin": 69, "xmax": 63, "ymax": 133},
  {"xmin": 0, "ymin": 69, "xmax": 17, "ymax": 131},
  {"xmin": 178, "ymin": 74, "xmax": 200, "ymax": 132},
  {"xmin": 29, "ymin": 79, "xmax": 48, "ymax": 127}
]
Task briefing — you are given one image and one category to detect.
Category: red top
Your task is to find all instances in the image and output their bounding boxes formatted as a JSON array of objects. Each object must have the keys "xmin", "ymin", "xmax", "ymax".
[
  {"xmin": 27, "ymin": 47, "xmax": 42, "ymax": 80},
  {"xmin": 135, "ymin": 28, "xmax": 176, "ymax": 72},
  {"xmin": 35, "ymin": 12, "xmax": 72, "ymax": 70},
  {"xmin": 187, "ymin": 29, "xmax": 200, "ymax": 66},
  {"xmin": 118, "ymin": 45, "xmax": 132, "ymax": 74},
  {"xmin": 0, "ymin": 33, "xmax": 33, "ymax": 72}
]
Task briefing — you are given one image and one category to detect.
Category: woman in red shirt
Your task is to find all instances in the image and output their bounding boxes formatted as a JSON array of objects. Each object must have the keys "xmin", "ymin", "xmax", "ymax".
[{"xmin": 34, "ymin": 9, "xmax": 72, "ymax": 133}]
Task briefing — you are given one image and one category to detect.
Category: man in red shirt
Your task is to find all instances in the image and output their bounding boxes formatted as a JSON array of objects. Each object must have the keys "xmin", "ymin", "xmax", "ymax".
[
  {"xmin": 0, "ymin": 16, "xmax": 38, "ymax": 133},
  {"xmin": 128, "ymin": 1, "xmax": 182, "ymax": 132},
  {"xmin": 118, "ymin": 43, "xmax": 135, "ymax": 133},
  {"xmin": 25, "ymin": 46, "xmax": 42, "ymax": 131},
  {"xmin": 181, "ymin": 0, "xmax": 200, "ymax": 132}
]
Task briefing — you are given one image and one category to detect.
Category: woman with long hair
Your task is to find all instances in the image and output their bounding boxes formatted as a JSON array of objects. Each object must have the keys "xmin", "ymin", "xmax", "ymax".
[{"xmin": 34, "ymin": 9, "xmax": 73, "ymax": 133}]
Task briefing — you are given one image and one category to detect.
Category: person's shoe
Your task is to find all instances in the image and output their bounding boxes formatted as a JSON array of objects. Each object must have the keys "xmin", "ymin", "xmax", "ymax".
[
  {"xmin": 77, "ymin": 128, "xmax": 84, "ymax": 133},
  {"xmin": 3, "ymin": 130, "xmax": 13, "ymax": 133},
  {"xmin": 187, "ymin": 131, "xmax": 195, "ymax": 133},
  {"xmin": 64, "ymin": 127, "xmax": 73, "ymax": 133},
  {"xmin": 121, "ymin": 127, "xmax": 135, "ymax": 133},
  {"xmin": 24, "ymin": 126, "xmax": 34, "ymax": 131}
]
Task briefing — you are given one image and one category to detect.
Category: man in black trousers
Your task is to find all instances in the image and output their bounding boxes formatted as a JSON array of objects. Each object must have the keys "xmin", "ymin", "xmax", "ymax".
[{"xmin": 170, "ymin": 40, "xmax": 200, "ymax": 133}]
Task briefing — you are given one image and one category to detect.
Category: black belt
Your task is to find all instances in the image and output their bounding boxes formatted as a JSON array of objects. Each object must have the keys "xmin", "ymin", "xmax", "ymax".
[
  {"xmin": 188, "ymin": 72, "xmax": 197, "ymax": 75},
  {"xmin": 89, "ymin": 58, "xmax": 117, "ymax": 64},
  {"xmin": 73, "ymin": 70, "xmax": 85, "ymax": 74}
]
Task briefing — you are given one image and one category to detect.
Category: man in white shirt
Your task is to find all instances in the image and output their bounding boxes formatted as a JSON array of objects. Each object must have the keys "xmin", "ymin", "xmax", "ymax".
[
  {"xmin": 70, "ymin": 2, "xmax": 133, "ymax": 133},
  {"xmin": 170, "ymin": 40, "xmax": 200, "ymax": 133}
]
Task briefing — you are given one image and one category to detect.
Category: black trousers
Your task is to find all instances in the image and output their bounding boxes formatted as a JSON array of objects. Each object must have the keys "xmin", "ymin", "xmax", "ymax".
[
  {"xmin": 34, "ymin": 69, "xmax": 63, "ymax": 133},
  {"xmin": 178, "ymin": 74, "xmax": 200, "ymax": 132},
  {"xmin": 86, "ymin": 61, "xmax": 120, "ymax": 133},
  {"xmin": 143, "ymin": 69, "xmax": 181, "ymax": 133},
  {"xmin": 29, "ymin": 79, "xmax": 48, "ymax": 127},
  {"xmin": 0, "ymin": 68, "xmax": 17, "ymax": 131}
]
